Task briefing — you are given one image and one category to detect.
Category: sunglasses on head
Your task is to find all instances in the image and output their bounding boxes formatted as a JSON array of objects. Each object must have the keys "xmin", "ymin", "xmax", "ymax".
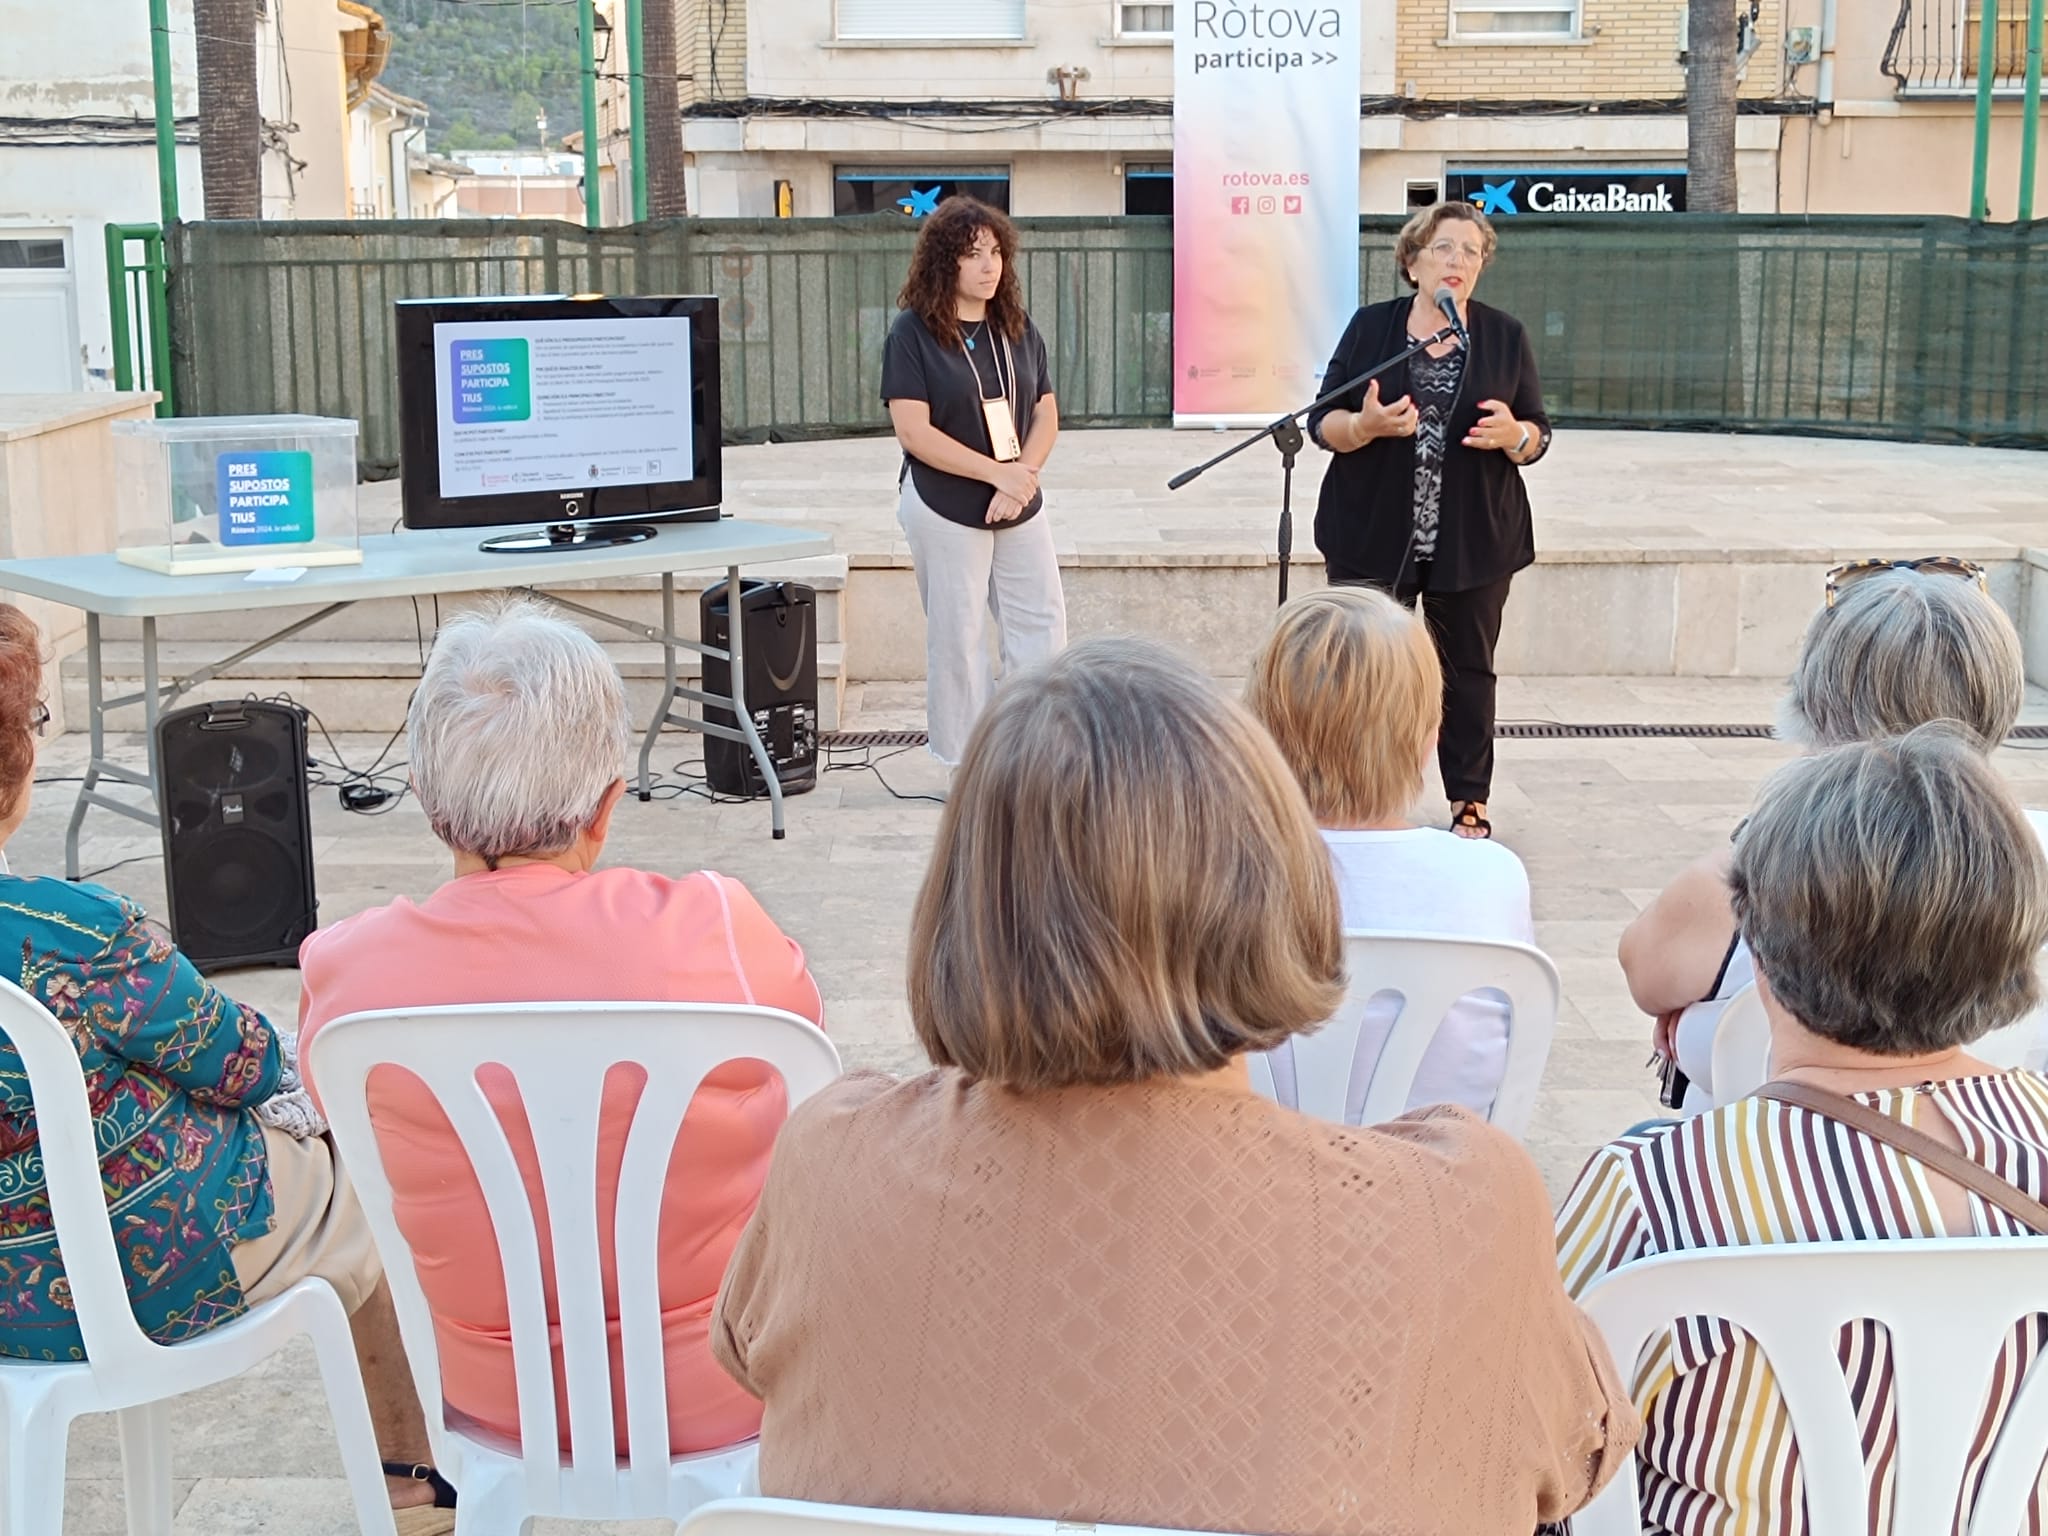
[{"xmin": 1824, "ymin": 556, "xmax": 1987, "ymax": 608}]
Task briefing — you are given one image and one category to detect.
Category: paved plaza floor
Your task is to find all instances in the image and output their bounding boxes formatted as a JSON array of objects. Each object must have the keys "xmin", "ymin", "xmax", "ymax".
[
  {"xmin": 20, "ymin": 420, "xmax": 2048, "ymax": 1531},
  {"xmin": 18, "ymin": 671, "xmax": 2048, "ymax": 1533}
]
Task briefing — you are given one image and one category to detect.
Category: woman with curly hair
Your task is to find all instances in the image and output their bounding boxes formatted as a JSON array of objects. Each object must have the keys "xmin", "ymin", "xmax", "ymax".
[{"xmin": 881, "ymin": 195, "xmax": 1067, "ymax": 767}]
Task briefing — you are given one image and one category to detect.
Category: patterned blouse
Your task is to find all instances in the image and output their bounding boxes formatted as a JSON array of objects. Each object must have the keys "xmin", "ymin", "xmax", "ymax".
[
  {"xmin": 1555, "ymin": 1073, "xmax": 2048, "ymax": 1536},
  {"xmin": 1409, "ymin": 345, "xmax": 1465, "ymax": 563},
  {"xmin": 0, "ymin": 876, "xmax": 282, "ymax": 1360}
]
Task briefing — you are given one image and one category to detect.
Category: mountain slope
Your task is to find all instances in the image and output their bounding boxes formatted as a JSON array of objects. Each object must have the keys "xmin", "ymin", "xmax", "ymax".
[{"xmin": 379, "ymin": 0, "xmax": 584, "ymax": 152}]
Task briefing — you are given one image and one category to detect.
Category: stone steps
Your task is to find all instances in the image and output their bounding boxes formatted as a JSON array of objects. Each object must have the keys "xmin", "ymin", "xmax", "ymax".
[{"xmin": 61, "ymin": 640, "xmax": 847, "ymax": 734}]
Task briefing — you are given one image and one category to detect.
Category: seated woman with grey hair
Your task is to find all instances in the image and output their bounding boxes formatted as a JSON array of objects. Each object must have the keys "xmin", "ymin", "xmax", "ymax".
[
  {"xmin": 297, "ymin": 596, "xmax": 822, "ymax": 1459},
  {"xmin": 1621, "ymin": 561, "xmax": 2046, "ymax": 1110},
  {"xmin": 1558, "ymin": 724, "xmax": 2048, "ymax": 1535}
]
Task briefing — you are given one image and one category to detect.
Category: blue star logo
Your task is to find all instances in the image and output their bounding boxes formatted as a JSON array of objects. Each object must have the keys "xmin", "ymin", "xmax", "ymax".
[
  {"xmin": 898, "ymin": 185, "xmax": 943, "ymax": 217},
  {"xmin": 1471, "ymin": 179, "xmax": 1519, "ymax": 217}
]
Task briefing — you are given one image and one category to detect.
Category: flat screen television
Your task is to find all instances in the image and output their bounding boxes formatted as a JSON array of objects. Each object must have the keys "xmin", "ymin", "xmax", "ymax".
[{"xmin": 395, "ymin": 294, "xmax": 721, "ymax": 552}]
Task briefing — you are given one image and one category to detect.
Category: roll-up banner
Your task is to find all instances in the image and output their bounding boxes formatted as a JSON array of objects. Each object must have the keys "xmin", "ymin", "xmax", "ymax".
[{"xmin": 1172, "ymin": 0, "xmax": 1361, "ymax": 426}]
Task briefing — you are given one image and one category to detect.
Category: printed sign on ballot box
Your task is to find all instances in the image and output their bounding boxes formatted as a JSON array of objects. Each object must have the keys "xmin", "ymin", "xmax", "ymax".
[{"xmin": 216, "ymin": 450, "xmax": 315, "ymax": 546}]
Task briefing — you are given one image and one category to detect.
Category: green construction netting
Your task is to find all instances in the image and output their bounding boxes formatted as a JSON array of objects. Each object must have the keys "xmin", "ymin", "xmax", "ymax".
[{"xmin": 166, "ymin": 213, "xmax": 2048, "ymax": 479}]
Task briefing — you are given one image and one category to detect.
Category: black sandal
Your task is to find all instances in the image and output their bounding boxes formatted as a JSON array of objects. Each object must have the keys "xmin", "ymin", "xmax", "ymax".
[
  {"xmin": 1450, "ymin": 801, "xmax": 1493, "ymax": 839},
  {"xmin": 383, "ymin": 1461, "xmax": 458, "ymax": 1509}
]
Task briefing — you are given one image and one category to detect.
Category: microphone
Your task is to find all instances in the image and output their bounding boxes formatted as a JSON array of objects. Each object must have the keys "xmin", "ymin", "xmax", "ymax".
[{"xmin": 1434, "ymin": 285, "xmax": 1467, "ymax": 345}]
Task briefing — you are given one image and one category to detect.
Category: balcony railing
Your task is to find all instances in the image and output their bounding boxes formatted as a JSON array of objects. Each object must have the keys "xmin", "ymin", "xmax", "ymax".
[{"xmin": 1883, "ymin": 0, "xmax": 2033, "ymax": 92}]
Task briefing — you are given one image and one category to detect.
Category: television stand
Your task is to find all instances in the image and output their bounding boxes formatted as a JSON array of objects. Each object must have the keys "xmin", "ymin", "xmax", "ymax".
[{"xmin": 479, "ymin": 521, "xmax": 658, "ymax": 554}]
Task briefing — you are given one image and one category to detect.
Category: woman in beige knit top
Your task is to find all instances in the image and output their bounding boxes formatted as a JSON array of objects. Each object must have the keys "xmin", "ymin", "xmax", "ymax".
[{"xmin": 713, "ymin": 637, "xmax": 1638, "ymax": 1536}]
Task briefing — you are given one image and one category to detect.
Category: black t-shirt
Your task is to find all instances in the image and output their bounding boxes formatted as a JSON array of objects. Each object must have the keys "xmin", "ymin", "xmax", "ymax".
[{"xmin": 880, "ymin": 307, "xmax": 1052, "ymax": 527}]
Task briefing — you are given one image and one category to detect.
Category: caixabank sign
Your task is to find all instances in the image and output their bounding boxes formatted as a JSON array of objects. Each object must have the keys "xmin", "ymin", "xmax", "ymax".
[{"xmin": 1443, "ymin": 167, "xmax": 1688, "ymax": 216}]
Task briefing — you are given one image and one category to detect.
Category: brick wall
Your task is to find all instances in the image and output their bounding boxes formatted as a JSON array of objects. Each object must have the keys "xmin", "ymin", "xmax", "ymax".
[
  {"xmin": 679, "ymin": 0, "xmax": 748, "ymax": 104},
  {"xmin": 1396, "ymin": 0, "xmax": 1784, "ymax": 101}
]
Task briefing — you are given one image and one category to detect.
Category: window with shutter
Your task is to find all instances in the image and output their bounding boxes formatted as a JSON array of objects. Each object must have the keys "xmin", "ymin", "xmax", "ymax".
[
  {"xmin": 1118, "ymin": 3, "xmax": 1173, "ymax": 34},
  {"xmin": 836, "ymin": 0, "xmax": 1027, "ymax": 39}
]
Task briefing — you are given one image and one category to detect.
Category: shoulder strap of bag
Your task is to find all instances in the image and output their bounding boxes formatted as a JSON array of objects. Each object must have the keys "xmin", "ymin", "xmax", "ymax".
[{"xmin": 1757, "ymin": 1078, "xmax": 2048, "ymax": 1235}]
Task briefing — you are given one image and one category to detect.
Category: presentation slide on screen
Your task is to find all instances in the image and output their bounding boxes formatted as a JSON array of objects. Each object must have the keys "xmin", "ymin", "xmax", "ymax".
[{"xmin": 431, "ymin": 316, "xmax": 695, "ymax": 500}]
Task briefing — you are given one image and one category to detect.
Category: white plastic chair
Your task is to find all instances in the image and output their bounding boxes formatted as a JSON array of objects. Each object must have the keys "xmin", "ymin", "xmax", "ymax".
[
  {"xmin": 309, "ymin": 1002, "xmax": 843, "ymax": 1534},
  {"xmin": 1705, "ymin": 982, "xmax": 1773, "ymax": 1107},
  {"xmin": 0, "ymin": 976, "xmax": 396, "ymax": 1536},
  {"xmin": 1247, "ymin": 931, "xmax": 1560, "ymax": 1137},
  {"xmin": 680, "ymin": 1496, "xmax": 1235, "ymax": 1536},
  {"xmin": 1710, "ymin": 981, "xmax": 2048, "ymax": 1107},
  {"xmin": 1571, "ymin": 1238, "xmax": 2048, "ymax": 1536}
]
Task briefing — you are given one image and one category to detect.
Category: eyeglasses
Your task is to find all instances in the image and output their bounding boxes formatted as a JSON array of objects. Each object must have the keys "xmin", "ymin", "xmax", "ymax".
[
  {"xmin": 1824, "ymin": 556, "xmax": 1987, "ymax": 608},
  {"xmin": 26, "ymin": 702, "xmax": 47, "ymax": 739},
  {"xmin": 1426, "ymin": 240, "xmax": 1485, "ymax": 265}
]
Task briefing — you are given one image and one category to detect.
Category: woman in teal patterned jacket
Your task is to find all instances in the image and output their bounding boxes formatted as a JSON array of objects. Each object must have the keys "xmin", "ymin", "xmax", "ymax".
[
  {"xmin": 0, "ymin": 876, "xmax": 284, "ymax": 1353},
  {"xmin": 0, "ymin": 605, "xmax": 457, "ymax": 1533}
]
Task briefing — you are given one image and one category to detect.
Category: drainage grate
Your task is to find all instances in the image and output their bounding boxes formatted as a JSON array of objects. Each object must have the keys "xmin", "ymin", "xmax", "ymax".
[
  {"xmin": 821, "ymin": 729, "xmax": 930, "ymax": 750},
  {"xmin": 1497, "ymin": 722, "xmax": 1777, "ymax": 740},
  {"xmin": 826, "ymin": 723, "xmax": 2048, "ymax": 747}
]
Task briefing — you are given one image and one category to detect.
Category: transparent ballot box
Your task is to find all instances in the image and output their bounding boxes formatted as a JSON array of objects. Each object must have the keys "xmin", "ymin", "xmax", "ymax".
[{"xmin": 111, "ymin": 415, "xmax": 362, "ymax": 575}]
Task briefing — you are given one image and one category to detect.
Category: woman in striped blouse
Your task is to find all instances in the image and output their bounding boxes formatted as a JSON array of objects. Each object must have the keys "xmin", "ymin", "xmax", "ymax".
[{"xmin": 1557, "ymin": 725, "xmax": 2048, "ymax": 1536}]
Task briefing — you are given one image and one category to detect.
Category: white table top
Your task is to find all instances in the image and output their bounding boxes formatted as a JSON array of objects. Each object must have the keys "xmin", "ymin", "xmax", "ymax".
[{"xmin": 0, "ymin": 518, "xmax": 832, "ymax": 618}]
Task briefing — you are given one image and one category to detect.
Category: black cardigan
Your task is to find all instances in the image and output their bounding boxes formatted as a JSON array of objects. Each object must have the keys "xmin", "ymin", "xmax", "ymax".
[{"xmin": 1306, "ymin": 297, "xmax": 1550, "ymax": 593}]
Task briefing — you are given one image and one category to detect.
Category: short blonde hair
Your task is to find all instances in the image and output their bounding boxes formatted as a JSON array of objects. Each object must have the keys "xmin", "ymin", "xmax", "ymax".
[
  {"xmin": 1732, "ymin": 724, "xmax": 2048, "ymax": 1053},
  {"xmin": 1395, "ymin": 200, "xmax": 1498, "ymax": 289},
  {"xmin": 1778, "ymin": 568, "xmax": 2023, "ymax": 752},
  {"xmin": 909, "ymin": 637, "xmax": 1345, "ymax": 1089},
  {"xmin": 1245, "ymin": 587, "xmax": 1442, "ymax": 827}
]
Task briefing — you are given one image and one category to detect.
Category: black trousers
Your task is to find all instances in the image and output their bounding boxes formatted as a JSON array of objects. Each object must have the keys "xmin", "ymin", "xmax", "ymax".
[{"xmin": 1329, "ymin": 564, "xmax": 1513, "ymax": 805}]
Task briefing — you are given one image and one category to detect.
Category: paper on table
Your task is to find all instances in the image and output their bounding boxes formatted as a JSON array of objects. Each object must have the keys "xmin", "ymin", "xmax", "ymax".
[{"xmin": 244, "ymin": 567, "xmax": 310, "ymax": 584}]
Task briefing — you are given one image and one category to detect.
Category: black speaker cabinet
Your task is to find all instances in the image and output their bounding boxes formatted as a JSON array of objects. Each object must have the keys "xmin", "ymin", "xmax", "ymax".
[
  {"xmin": 155, "ymin": 700, "xmax": 317, "ymax": 971},
  {"xmin": 700, "ymin": 580, "xmax": 819, "ymax": 798}
]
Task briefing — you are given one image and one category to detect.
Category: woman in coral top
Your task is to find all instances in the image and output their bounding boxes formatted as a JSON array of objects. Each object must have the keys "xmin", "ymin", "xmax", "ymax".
[{"xmin": 299, "ymin": 597, "xmax": 822, "ymax": 1457}]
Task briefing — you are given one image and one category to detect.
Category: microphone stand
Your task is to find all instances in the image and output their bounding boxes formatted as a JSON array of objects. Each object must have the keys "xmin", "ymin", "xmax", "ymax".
[{"xmin": 1168, "ymin": 322, "xmax": 1461, "ymax": 606}]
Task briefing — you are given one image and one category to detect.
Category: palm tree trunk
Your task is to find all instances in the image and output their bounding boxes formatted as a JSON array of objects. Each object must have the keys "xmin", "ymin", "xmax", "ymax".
[
  {"xmin": 194, "ymin": 0, "xmax": 263, "ymax": 218},
  {"xmin": 1686, "ymin": 0, "xmax": 1740, "ymax": 211},
  {"xmin": 643, "ymin": 0, "xmax": 688, "ymax": 216}
]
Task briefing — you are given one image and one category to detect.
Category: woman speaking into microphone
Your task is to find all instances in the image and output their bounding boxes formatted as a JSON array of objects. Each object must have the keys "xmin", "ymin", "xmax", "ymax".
[{"xmin": 1306, "ymin": 201, "xmax": 1549, "ymax": 841}]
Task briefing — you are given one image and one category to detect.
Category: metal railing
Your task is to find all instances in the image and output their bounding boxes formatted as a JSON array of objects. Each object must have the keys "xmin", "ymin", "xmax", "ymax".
[
  {"xmin": 1884, "ymin": 0, "xmax": 2033, "ymax": 91},
  {"xmin": 104, "ymin": 223, "xmax": 174, "ymax": 415},
  {"xmin": 166, "ymin": 213, "xmax": 2048, "ymax": 471}
]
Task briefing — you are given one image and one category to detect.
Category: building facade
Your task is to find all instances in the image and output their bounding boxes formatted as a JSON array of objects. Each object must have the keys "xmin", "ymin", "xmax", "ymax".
[
  {"xmin": 0, "ymin": 0, "xmax": 396, "ymax": 391},
  {"xmin": 1779, "ymin": 0, "xmax": 2048, "ymax": 215},
  {"xmin": 674, "ymin": 0, "xmax": 1789, "ymax": 219},
  {"xmin": 665, "ymin": 0, "xmax": 2043, "ymax": 221}
]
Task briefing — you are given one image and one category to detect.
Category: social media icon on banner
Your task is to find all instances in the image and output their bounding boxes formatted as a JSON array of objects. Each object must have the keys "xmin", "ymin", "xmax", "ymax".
[
  {"xmin": 1284, "ymin": 195, "xmax": 1303, "ymax": 214},
  {"xmin": 1230, "ymin": 196, "xmax": 1251, "ymax": 214},
  {"xmin": 1257, "ymin": 196, "xmax": 1277, "ymax": 214}
]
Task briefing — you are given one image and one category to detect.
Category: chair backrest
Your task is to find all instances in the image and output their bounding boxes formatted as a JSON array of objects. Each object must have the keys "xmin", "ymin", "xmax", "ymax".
[
  {"xmin": 1570, "ymin": 1238, "xmax": 2048, "ymax": 1536},
  {"xmin": 1706, "ymin": 982, "xmax": 1772, "ymax": 1106},
  {"xmin": 1246, "ymin": 930, "xmax": 1559, "ymax": 1136},
  {"xmin": 1710, "ymin": 980, "xmax": 2048, "ymax": 1108},
  {"xmin": 0, "ymin": 976, "xmax": 172, "ymax": 1371},
  {"xmin": 680, "ymin": 1496, "xmax": 1232, "ymax": 1536},
  {"xmin": 307, "ymin": 1003, "xmax": 843, "ymax": 1514}
]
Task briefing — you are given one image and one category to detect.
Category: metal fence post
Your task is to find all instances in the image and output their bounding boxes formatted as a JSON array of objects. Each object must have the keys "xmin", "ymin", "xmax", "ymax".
[
  {"xmin": 1973, "ymin": 0, "xmax": 2004, "ymax": 219},
  {"xmin": 2021, "ymin": 0, "xmax": 2045, "ymax": 219},
  {"xmin": 105, "ymin": 225, "xmax": 136, "ymax": 393}
]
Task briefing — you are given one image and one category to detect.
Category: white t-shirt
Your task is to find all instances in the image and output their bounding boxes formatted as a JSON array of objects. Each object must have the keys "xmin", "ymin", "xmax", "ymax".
[{"xmin": 1265, "ymin": 827, "xmax": 1536, "ymax": 1120}]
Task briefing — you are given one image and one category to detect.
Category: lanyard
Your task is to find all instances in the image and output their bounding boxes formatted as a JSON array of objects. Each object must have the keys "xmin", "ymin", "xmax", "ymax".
[{"xmin": 962, "ymin": 323, "xmax": 1017, "ymax": 419}]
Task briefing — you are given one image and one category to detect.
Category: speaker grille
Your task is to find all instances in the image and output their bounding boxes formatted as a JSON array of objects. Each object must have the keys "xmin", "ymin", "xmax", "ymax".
[
  {"xmin": 156, "ymin": 702, "xmax": 317, "ymax": 971},
  {"xmin": 170, "ymin": 829, "xmax": 305, "ymax": 946}
]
